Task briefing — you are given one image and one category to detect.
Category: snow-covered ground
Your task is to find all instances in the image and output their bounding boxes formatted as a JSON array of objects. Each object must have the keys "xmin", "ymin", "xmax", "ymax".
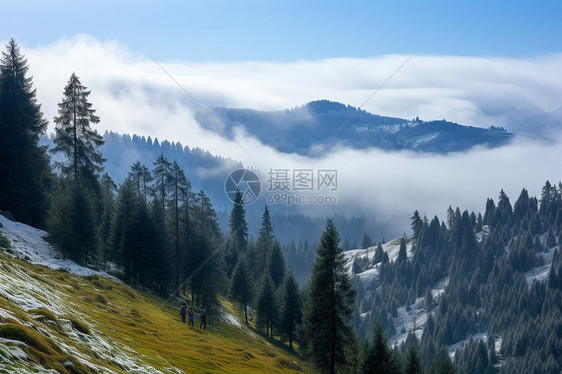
[
  {"xmin": 344, "ymin": 236, "xmax": 415, "ymax": 289},
  {"xmin": 0, "ymin": 215, "xmax": 199, "ymax": 372},
  {"xmin": 0, "ymin": 214, "xmax": 104, "ymax": 276},
  {"xmin": 390, "ymin": 277, "xmax": 448, "ymax": 346},
  {"xmin": 475, "ymin": 225, "xmax": 490, "ymax": 243},
  {"xmin": 448, "ymin": 332, "xmax": 488, "ymax": 358},
  {"xmin": 0, "ymin": 213, "xmax": 249, "ymax": 373},
  {"xmin": 524, "ymin": 244, "xmax": 558, "ymax": 283}
]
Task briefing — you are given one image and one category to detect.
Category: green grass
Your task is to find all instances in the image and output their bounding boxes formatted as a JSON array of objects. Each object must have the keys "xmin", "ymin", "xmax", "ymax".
[
  {"xmin": 0, "ymin": 323, "xmax": 90, "ymax": 373},
  {"xmin": 29, "ymin": 307, "xmax": 63, "ymax": 331},
  {"xmin": 0, "ymin": 252, "xmax": 311, "ymax": 373}
]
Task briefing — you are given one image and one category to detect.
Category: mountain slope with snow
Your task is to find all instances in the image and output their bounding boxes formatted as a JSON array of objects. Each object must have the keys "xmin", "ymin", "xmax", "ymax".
[{"xmin": 0, "ymin": 215, "xmax": 308, "ymax": 373}]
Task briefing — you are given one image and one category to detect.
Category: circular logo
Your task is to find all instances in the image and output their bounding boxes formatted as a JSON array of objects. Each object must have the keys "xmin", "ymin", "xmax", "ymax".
[{"xmin": 224, "ymin": 168, "xmax": 261, "ymax": 205}]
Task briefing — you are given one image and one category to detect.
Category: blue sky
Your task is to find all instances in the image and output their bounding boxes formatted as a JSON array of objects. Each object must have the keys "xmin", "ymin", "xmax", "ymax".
[{"xmin": 4, "ymin": 0, "xmax": 562, "ymax": 61}]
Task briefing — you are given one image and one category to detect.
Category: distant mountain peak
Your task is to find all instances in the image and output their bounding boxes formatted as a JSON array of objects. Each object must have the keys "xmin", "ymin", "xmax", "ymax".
[{"xmin": 195, "ymin": 101, "xmax": 520, "ymax": 156}]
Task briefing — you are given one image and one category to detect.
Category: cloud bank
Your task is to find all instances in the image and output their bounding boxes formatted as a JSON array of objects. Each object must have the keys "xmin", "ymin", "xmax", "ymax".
[{"xmin": 17, "ymin": 35, "xmax": 562, "ymax": 234}]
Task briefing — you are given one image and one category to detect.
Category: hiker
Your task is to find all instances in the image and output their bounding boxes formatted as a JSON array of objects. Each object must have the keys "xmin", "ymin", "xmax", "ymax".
[
  {"xmin": 180, "ymin": 302, "xmax": 187, "ymax": 323},
  {"xmin": 200, "ymin": 309, "xmax": 207, "ymax": 330},
  {"xmin": 188, "ymin": 307, "xmax": 194, "ymax": 327}
]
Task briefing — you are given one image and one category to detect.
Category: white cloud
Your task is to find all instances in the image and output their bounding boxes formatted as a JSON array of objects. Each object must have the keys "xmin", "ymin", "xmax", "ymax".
[{"xmin": 17, "ymin": 35, "xmax": 562, "ymax": 233}]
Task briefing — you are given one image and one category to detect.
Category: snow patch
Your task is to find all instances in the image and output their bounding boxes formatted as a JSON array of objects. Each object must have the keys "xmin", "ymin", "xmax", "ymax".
[
  {"xmin": 0, "ymin": 215, "xmax": 107, "ymax": 277},
  {"xmin": 344, "ymin": 235, "xmax": 415, "ymax": 290},
  {"xmin": 524, "ymin": 244, "xmax": 558, "ymax": 284},
  {"xmin": 221, "ymin": 308, "xmax": 257, "ymax": 340},
  {"xmin": 448, "ymin": 332, "xmax": 488, "ymax": 358}
]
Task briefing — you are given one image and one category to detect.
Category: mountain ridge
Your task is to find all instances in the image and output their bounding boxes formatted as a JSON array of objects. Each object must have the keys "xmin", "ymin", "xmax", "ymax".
[{"xmin": 194, "ymin": 99, "xmax": 523, "ymax": 155}]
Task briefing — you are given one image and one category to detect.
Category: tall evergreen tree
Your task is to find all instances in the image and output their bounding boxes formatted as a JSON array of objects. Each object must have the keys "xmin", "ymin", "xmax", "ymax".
[
  {"xmin": 362, "ymin": 233, "xmax": 374, "ymax": 249},
  {"xmin": 149, "ymin": 196, "xmax": 171, "ymax": 295},
  {"xmin": 225, "ymin": 189, "xmax": 248, "ymax": 277},
  {"xmin": 397, "ymin": 236, "xmax": 408, "ymax": 263},
  {"xmin": 374, "ymin": 243, "xmax": 384, "ymax": 264},
  {"xmin": 188, "ymin": 190, "xmax": 223, "ymax": 310},
  {"xmin": 68, "ymin": 183, "xmax": 98, "ymax": 265},
  {"xmin": 52, "ymin": 72, "xmax": 104, "ymax": 183},
  {"xmin": 152, "ymin": 153, "xmax": 171, "ymax": 213},
  {"xmin": 0, "ymin": 39, "xmax": 50, "ymax": 227},
  {"xmin": 99, "ymin": 172, "xmax": 117, "ymax": 262},
  {"xmin": 111, "ymin": 177, "xmax": 139, "ymax": 277},
  {"xmin": 269, "ymin": 240, "xmax": 286, "ymax": 288},
  {"xmin": 46, "ymin": 177, "xmax": 73, "ymax": 258},
  {"xmin": 229, "ymin": 256, "xmax": 253, "ymax": 324},
  {"xmin": 411, "ymin": 210, "xmax": 423, "ymax": 238},
  {"xmin": 169, "ymin": 161, "xmax": 188, "ymax": 289},
  {"xmin": 302, "ymin": 219, "xmax": 356, "ymax": 374},
  {"xmin": 255, "ymin": 273, "xmax": 277, "ymax": 338},
  {"xmin": 361, "ymin": 321, "xmax": 401, "ymax": 374},
  {"xmin": 128, "ymin": 161, "xmax": 152, "ymax": 203},
  {"xmin": 279, "ymin": 271, "xmax": 301, "ymax": 349},
  {"xmin": 254, "ymin": 206, "xmax": 275, "ymax": 278},
  {"xmin": 404, "ymin": 344, "xmax": 422, "ymax": 374}
]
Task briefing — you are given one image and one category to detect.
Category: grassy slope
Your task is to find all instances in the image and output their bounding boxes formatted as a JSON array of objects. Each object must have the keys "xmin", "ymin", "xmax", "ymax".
[{"xmin": 0, "ymin": 252, "xmax": 310, "ymax": 373}]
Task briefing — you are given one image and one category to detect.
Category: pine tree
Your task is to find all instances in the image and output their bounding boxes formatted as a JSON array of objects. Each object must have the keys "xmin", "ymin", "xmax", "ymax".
[
  {"xmin": 255, "ymin": 273, "xmax": 277, "ymax": 338},
  {"xmin": 99, "ymin": 173, "xmax": 117, "ymax": 263},
  {"xmin": 46, "ymin": 177, "xmax": 73, "ymax": 258},
  {"xmin": 149, "ymin": 196, "xmax": 171, "ymax": 295},
  {"xmin": 225, "ymin": 189, "xmax": 248, "ymax": 277},
  {"xmin": 254, "ymin": 206, "xmax": 275, "ymax": 278},
  {"xmin": 169, "ymin": 161, "xmax": 188, "ymax": 289},
  {"xmin": 68, "ymin": 183, "xmax": 97, "ymax": 265},
  {"xmin": 303, "ymin": 219, "xmax": 356, "ymax": 374},
  {"xmin": 278, "ymin": 271, "xmax": 301, "ymax": 349},
  {"xmin": 269, "ymin": 240, "xmax": 286, "ymax": 288},
  {"xmin": 404, "ymin": 344, "xmax": 422, "ymax": 374},
  {"xmin": 152, "ymin": 153, "xmax": 171, "ymax": 213},
  {"xmin": 128, "ymin": 161, "xmax": 152, "ymax": 203},
  {"xmin": 0, "ymin": 39, "xmax": 50, "ymax": 227},
  {"xmin": 361, "ymin": 321, "xmax": 401, "ymax": 374},
  {"xmin": 362, "ymin": 233, "xmax": 374, "ymax": 249},
  {"xmin": 483, "ymin": 198, "xmax": 495, "ymax": 225},
  {"xmin": 427, "ymin": 351, "xmax": 456, "ymax": 374},
  {"xmin": 111, "ymin": 178, "xmax": 139, "ymax": 279},
  {"xmin": 374, "ymin": 243, "xmax": 384, "ymax": 264},
  {"xmin": 52, "ymin": 72, "xmax": 104, "ymax": 182},
  {"xmin": 188, "ymin": 190, "xmax": 223, "ymax": 310},
  {"xmin": 397, "ymin": 236, "xmax": 408, "ymax": 263},
  {"xmin": 229, "ymin": 256, "xmax": 253, "ymax": 324},
  {"xmin": 411, "ymin": 210, "xmax": 423, "ymax": 238},
  {"xmin": 49, "ymin": 179, "xmax": 97, "ymax": 265}
]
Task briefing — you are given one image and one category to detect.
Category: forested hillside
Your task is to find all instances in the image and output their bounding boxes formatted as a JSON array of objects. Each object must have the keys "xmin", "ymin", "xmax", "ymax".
[{"xmin": 351, "ymin": 181, "xmax": 562, "ymax": 373}]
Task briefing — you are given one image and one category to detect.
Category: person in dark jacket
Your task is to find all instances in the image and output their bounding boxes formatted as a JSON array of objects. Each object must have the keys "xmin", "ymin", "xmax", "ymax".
[
  {"xmin": 180, "ymin": 302, "xmax": 187, "ymax": 323},
  {"xmin": 200, "ymin": 309, "xmax": 207, "ymax": 330},
  {"xmin": 188, "ymin": 307, "xmax": 194, "ymax": 327}
]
